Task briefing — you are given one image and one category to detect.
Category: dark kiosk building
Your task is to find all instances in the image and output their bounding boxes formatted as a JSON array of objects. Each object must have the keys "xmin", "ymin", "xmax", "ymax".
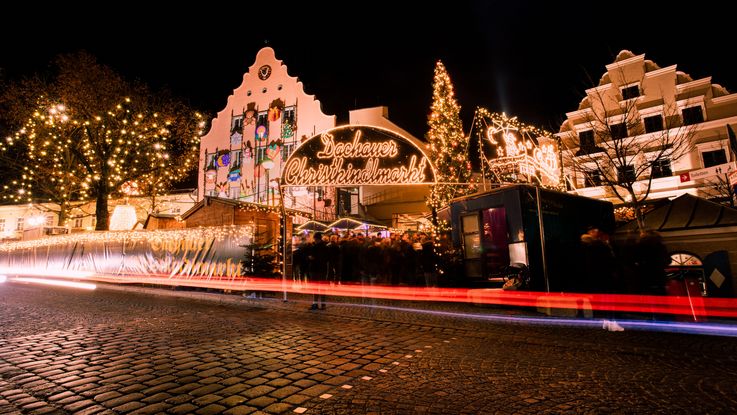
[{"xmin": 444, "ymin": 185, "xmax": 615, "ymax": 292}]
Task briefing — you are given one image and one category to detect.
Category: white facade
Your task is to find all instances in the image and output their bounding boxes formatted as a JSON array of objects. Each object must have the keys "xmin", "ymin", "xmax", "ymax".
[
  {"xmin": 557, "ymin": 50, "xmax": 737, "ymax": 204},
  {"xmin": 0, "ymin": 203, "xmax": 58, "ymax": 241},
  {"xmin": 198, "ymin": 47, "xmax": 336, "ymax": 214},
  {"xmin": 0, "ymin": 191, "xmax": 197, "ymax": 241},
  {"xmin": 196, "ymin": 49, "xmax": 433, "ymax": 226}
]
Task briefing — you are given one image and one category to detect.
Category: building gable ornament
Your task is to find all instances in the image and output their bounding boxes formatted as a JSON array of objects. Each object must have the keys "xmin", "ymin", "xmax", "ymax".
[{"xmin": 258, "ymin": 65, "xmax": 272, "ymax": 80}]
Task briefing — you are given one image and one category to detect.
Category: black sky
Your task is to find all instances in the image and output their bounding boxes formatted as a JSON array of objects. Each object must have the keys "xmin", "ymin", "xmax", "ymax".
[{"xmin": 2, "ymin": 1, "xmax": 734, "ymax": 141}]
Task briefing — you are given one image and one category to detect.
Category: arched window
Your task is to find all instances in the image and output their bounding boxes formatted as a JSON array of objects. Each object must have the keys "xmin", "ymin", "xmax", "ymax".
[{"xmin": 669, "ymin": 253, "xmax": 703, "ymax": 267}]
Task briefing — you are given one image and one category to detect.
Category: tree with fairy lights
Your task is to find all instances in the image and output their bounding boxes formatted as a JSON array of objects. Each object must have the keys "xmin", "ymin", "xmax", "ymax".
[
  {"xmin": 0, "ymin": 52, "xmax": 205, "ymax": 230},
  {"xmin": 426, "ymin": 61, "xmax": 473, "ymax": 223},
  {"xmin": 0, "ymin": 96, "xmax": 91, "ymax": 225},
  {"xmin": 117, "ymin": 97, "xmax": 206, "ymax": 216}
]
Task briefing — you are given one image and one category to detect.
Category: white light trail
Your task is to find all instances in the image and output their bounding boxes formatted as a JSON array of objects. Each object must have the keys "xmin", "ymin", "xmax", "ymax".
[
  {"xmin": 0, "ymin": 267, "xmax": 94, "ymax": 279},
  {"xmin": 11, "ymin": 277, "xmax": 96, "ymax": 290}
]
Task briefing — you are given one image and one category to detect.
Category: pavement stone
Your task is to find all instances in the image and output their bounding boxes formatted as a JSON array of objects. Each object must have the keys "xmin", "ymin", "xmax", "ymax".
[
  {"xmin": 196, "ymin": 403, "xmax": 227, "ymax": 414},
  {"xmin": 219, "ymin": 395, "xmax": 248, "ymax": 407},
  {"xmin": 167, "ymin": 402, "xmax": 197, "ymax": 414},
  {"xmin": 222, "ymin": 406, "xmax": 257, "ymax": 415}
]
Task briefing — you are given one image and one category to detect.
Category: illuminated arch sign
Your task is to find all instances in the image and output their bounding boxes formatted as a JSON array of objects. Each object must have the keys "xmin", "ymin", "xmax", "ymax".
[{"xmin": 282, "ymin": 126, "xmax": 435, "ymax": 186}]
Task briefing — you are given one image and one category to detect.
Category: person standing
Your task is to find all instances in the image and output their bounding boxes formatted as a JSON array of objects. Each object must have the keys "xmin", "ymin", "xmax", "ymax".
[
  {"xmin": 634, "ymin": 230, "xmax": 669, "ymax": 296},
  {"xmin": 420, "ymin": 234, "xmax": 437, "ymax": 287},
  {"xmin": 634, "ymin": 230, "xmax": 671, "ymax": 321},
  {"xmin": 293, "ymin": 236, "xmax": 308, "ymax": 284},
  {"xmin": 327, "ymin": 234, "xmax": 341, "ymax": 285},
  {"xmin": 308, "ymin": 232, "xmax": 329, "ymax": 310},
  {"xmin": 578, "ymin": 226, "xmax": 623, "ymax": 331}
]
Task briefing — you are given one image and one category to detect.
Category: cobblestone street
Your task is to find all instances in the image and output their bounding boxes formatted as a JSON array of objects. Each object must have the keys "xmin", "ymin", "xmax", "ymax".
[{"xmin": 1, "ymin": 282, "xmax": 736, "ymax": 414}]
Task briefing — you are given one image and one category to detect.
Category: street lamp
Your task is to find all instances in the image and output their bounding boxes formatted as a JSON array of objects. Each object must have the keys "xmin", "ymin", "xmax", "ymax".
[{"xmin": 262, "ymin": 157, "xmax": 274, "ymax": 205}]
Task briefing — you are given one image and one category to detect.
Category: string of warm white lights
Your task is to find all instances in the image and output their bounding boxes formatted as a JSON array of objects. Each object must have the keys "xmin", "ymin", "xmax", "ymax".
[
  {"xmin": 0, "ymin": 225, "xmax": 254, "ymax": 252},
  {"xmin": 235, "ymin": 200, "xmax": 311, "ymax": 219},
  {"xmin": 1, "ymin": 99, "xmax": 89, "ymax": 207},
  {"xmin": 1, "ymin": 95, "xmax": 205, "ymax": 228},
  {"xmin": 426, "ymin": 61, "xmax": 475, "ymax": 213},
  {"xmin": 474, "ymin": 108, "xmax": 561, "ymax": 189}
]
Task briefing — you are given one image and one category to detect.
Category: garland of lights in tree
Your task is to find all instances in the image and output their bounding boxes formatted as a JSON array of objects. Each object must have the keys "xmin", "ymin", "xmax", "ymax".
[
  {"xmin": 1, "ymin": 99, "xmax": 90, "ymax": 206},
  {"xmin": 1, "ymin": 97, "xmax": 205, "ymax": 217}
]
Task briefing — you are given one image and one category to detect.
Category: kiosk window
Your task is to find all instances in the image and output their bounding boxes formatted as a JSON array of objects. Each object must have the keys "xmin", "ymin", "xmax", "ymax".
[{"xmin": 462, "ymin": 214, "xmax": 481, "ymax": 259}]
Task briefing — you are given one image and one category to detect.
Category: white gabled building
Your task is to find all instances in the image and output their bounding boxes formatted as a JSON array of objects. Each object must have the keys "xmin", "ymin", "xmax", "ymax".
[
  {"xmin": 557, "ymin": 50, "xmax": 737, "ymax": 206},
  {"xmin": 198, "ymin": 47, "xmax": 336, "ymax": 218},
  {"xmin": 197, "ymin": 48, "xmax": 432, "ymax": 227}
]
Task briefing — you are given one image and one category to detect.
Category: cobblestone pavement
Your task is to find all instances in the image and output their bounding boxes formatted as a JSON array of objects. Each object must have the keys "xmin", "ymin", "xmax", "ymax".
[{"xmin": 1, "ymin": 282, "xmax": 736, "ymax": 414}]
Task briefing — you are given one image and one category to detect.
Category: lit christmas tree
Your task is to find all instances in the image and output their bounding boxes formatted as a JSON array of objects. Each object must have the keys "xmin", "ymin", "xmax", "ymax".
[{"xmin": 426, "ymin": 61, "xmax": 473, "ymax": 220}]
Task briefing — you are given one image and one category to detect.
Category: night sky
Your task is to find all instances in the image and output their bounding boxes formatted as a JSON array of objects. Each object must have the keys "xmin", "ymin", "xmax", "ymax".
[{"xmin": 2, "ymin": 1, "xmax": 734, "ymax": 141}]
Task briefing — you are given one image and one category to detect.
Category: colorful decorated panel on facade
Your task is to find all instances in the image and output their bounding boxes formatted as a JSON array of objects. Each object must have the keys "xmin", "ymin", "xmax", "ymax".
[
  {"xmin": 198, "ymin": 47, "xmax": 336, "ymax": 204},
  {"xmin": 282, "ymin": 126, "xmax": 435, "ymax": 186}
]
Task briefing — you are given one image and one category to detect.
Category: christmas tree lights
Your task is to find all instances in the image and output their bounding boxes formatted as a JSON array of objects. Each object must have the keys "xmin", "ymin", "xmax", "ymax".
[{"xmin": 426, "ymin": 61, "xmax": 474, "ymax": 217}]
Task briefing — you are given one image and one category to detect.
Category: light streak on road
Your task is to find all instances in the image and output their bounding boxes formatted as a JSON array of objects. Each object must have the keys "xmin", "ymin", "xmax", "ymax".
[
  {"xmin": 10, "ymin": 277, "xmax": 97, "ymax": 290},
  {"xmin": 316, "ymin": 301, "xmax": 737, "ymax": 338},
  {"xmin": 2, "ymin": 264, "xmax": 736, "ymax": 321},
  {"xmin": 0, "ymin": 267, "xmax": 94, "ymax": 279}
]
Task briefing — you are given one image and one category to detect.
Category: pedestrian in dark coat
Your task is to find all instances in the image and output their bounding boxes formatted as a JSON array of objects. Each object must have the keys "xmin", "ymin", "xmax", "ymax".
[
  {"xmin": 420, "ymin": 235, "xmax": 436, "ymax": 287},
  {"xmin": 309, "ymin": 232, "xmax": 329, "ymax": 310},
  {"xmin": 634, "ymin": 231, "xmax": 670, "ymax": 296}
]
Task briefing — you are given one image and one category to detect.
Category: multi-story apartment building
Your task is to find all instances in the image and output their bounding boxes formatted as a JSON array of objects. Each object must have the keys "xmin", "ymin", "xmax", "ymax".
[{"xmin": 557, "ymin": 50, "xmax": 737, "ymax": 206}]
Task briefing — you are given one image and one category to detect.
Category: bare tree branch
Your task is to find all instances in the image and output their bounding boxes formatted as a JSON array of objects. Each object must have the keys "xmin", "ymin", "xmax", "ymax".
[{"xmin": 562, "ymin": 70, "xmax": 696, "ymax": 230}]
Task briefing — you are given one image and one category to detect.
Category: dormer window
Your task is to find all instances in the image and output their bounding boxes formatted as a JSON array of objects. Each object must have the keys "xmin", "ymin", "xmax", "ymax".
[
  {"xmin": 621, "ymin": 85, "xmax": 640, "ymax": 100},
  {"xmin": 617, "ymin": 165, "xmax": 636, "ymax": 183},
  {"xmin": 584, "ymin": 169, "xmax": 603, "ymax": 187},
  {"xmin": 651, "ymin": 158, "xmax": 672, "ymax": 178},
  {"xmin": 231, "ymin": 115, "xmax": 243, "ymax": 133},
  {"xmin": 702, "ymin": 149, "xmax": 727, "ymax": 168}
]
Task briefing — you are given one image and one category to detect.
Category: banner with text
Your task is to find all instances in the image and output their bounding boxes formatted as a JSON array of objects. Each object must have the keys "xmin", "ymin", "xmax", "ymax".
[{"xmin": 282, "ymin": 126, "xmax": 435, "ymax": 186}]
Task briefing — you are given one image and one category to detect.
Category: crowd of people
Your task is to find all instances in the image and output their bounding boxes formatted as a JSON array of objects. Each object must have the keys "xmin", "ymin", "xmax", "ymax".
[
  {"xmin": 292, "ymin": 230, "xmax": 443, "ymax": 290},
  {"xmin": 286, "ymin": 224, "xmax": 674, "ymax": 317},
  {"xmin": 291, "ymin": 226, "xmax": 673, "ymax": 296}
]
